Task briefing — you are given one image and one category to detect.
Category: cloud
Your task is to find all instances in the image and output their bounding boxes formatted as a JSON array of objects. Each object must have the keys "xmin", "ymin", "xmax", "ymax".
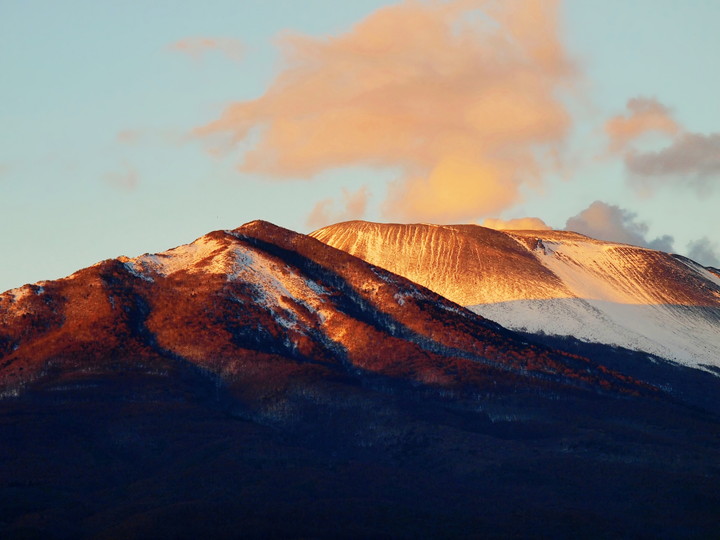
[
  {"xmin": 195, "ymin": 0, "xmax": 577, "ymax": 222},
  {"xmin": 626, "ymin": 133, "xmax": 720, "ymax": 194},
  {"xmin": 607, "ymin": 97, "xmax": 720, "ymax": 196},
  {"xmin": 106, "ymin": 163, "xmax": 139, "ymax": 190},
  {"xmin": 116, "ymin": 130, "xmax": 141, "ymax": 144},
  {"xmin": 114, "ymin": 127, "xmax": 186, "ymax": 147},
  {"xmin": 605, "ymin": 97, "xmax": 680, "ymax": 151},
  {"xmin": 482, "ymin": 217, "xmax": 551, "ymax": 231},
  {"xmin": 686, "ymin": 237, "xmax": 720, "ymax": 267},
  {"xmin": 169, "ymin": 37, "xmax": 244, "ymax": 63},
  {"xmin": 306, "ymin": 186, "xmax": 369, "ymax": 229},
  {"xmin": 565, "ymin": 201, "xmax": 674, "ymax": 252}
]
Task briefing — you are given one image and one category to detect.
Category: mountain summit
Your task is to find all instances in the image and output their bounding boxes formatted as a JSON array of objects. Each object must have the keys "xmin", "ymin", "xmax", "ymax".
[{"xmin": 311, "ymin": 220, "xmax": 720, "ymax": 367}]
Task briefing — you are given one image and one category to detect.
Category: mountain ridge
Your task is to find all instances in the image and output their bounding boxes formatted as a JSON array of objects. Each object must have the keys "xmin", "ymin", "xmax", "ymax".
[{"xmin": 2, "ymin": 219, "xmax": 650, "ymax": 400}]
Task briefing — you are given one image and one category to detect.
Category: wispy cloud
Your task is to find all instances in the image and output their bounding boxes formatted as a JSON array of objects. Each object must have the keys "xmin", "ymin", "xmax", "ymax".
[
  {"xmin": 195, "ymin": 0, "xmax": 578, "ymax": 222},
  {"xmin": 105, "ymin": 163, "xmax": 139, "ymax": 190},
  {"xmin": 169, "ymin": 37, "xmax": 244, "ymax": 63},
  {"xmin": 116, "ymin": 129, "xmax": 142, "ymax": 144},
  {"xmin": 482, "ymin": 217, "xmax": 551, "ymax": 231},
  {"xmin": 565, "ymin": 201, "xmax": 674, "ymax": 251},
  {"xmin": 306, "ymin": 186, "xmax": 369, "ymax": 229}
]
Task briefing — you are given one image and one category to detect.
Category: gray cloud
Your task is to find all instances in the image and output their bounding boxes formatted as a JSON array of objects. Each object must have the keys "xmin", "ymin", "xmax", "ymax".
[
  {"xmin": 626, "ymin": 132, "xmax": 720, "ymax": 194},
  {"xmin": 686, "ymin": 237, "xmax": 720, "ymax": 267},
  {"xmin": 565, "ymin": 201, "xmax": 674, "ymax": 252}
]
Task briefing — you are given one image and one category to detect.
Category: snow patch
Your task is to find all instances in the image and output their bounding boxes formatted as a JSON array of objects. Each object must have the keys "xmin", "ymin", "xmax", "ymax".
[
  {"xmin": 678, "ymin": 257, "xmax": 720, "ymax": 289},
  {"xmin": 470, "ymin": 299, "xmax": 720, "ymax": 370},
  {"xmin": 122, "ymin": 261, "xmax": 154, "ymax": 282},
  {"xmin": 8, "ymin": 285, "xmax": 33, "ymax": 303},
  {"xmin": 225, "ymin": 245, "xmax": 332, "ymax": 332}
]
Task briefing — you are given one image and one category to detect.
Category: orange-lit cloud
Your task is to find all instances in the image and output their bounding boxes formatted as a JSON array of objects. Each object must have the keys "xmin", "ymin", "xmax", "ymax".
[
  {"xmin": 605, "ymin": 97, "xmax": 680, "ymax": 152},
  {"xmin": 565, "ymin": 201, "xmax": 673, "ymax": 251},
  {"xmin": 482, "ymin": 217, "xmax": 551, "ymax": 231},
  {"xmin": 169, "ymin": 37, "xmax": 244, "ymax": 63},
  {"xmin": 306, "ymin": 186, "xmax": 369, "ymax": 229},
  {"xmin": 116, "ymin": 130, "xmax": 141, "ymax": 144},
  {"xmin": 195, "ymin": 0, "xmax": 577, "ymax": 222}
]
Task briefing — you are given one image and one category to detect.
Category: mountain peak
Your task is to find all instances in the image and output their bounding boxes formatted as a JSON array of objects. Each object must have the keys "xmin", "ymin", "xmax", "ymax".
[{"xmin": 233, "ymin": 219, "xmax": 282, "ymax": 234}]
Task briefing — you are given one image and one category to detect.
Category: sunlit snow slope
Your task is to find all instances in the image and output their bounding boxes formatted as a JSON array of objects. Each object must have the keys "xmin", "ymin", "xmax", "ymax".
[{"xmin": 311, "ymin": 222, "xmax": 720, "ymax": 368}]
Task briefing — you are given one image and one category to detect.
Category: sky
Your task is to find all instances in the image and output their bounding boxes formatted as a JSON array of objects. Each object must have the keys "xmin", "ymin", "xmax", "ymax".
[{"xmin": 1, "ymin": 0, "xmax": 719, "ymax": 292}]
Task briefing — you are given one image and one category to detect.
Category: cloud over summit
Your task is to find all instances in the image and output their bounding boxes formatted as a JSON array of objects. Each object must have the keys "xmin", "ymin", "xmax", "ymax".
[
  {"xmin": 565, "ymin": 201, "xmax": 673, "ymax": 252},
  {"xmin": 306, "ymin": 186, "xmax": 369, "ymax": 229},
  {"xmin": 195, "ymin": 0, "xmax": 577, "ymax": 222},
  {"xmin": 687, "ymin": 237, "xmax": 720, "ymax": 267},
  {"xmin": 482, "ymin": 217, "xmax": 551, "ymax": 231}
]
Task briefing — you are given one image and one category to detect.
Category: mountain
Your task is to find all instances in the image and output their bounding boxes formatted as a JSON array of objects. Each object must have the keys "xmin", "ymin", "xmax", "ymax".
[
  {"xmin": 2, "ymin": 221, "xmax": 720, "ymax": 538},
  {"xmin": 311, "ymin": 221, "xmax": 720, "ymax": 369},
  {"xmin": 0, "ymin": 220, "xmax": 639, "ymax": 398}
]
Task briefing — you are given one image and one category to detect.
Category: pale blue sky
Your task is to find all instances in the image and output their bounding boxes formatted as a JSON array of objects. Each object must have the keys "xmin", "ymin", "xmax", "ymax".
[{"xmin": 1, "ymin": 0, "xmax": 719, "ymax": 291}]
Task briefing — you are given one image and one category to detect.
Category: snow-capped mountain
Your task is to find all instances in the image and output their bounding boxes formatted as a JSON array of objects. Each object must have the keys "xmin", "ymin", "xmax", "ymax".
[
  {"xmin": 311, "ymin": 221, "xmax": 720, "ymax": 369},
  {"xmin": 3, "ymin": 220, "xmax": 720, "ymax": 538},
  {"xmin": 2, "ymin": 220, "xmax": 640, "ymax": 399}
]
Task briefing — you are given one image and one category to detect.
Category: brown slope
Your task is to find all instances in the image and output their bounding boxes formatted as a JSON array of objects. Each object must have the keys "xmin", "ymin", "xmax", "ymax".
[
  {"xmin": 0, "ymin": 221, "xmax": 650, "ymax": 399},
  {"xmin": 310, "ymin": 221, "xmax": 570, "ymax": 304}
]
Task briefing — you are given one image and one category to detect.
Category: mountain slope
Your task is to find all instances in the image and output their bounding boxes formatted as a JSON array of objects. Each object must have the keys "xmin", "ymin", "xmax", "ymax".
[{"xmin": 311, "ymin": 221, "xmax": 720, "ymax": 368}]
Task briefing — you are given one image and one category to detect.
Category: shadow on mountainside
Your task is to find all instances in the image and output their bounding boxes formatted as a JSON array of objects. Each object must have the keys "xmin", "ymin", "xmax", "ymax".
[{"xmin": 1, "ymin": 362, "xmax": 720, "ymax": 539}]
